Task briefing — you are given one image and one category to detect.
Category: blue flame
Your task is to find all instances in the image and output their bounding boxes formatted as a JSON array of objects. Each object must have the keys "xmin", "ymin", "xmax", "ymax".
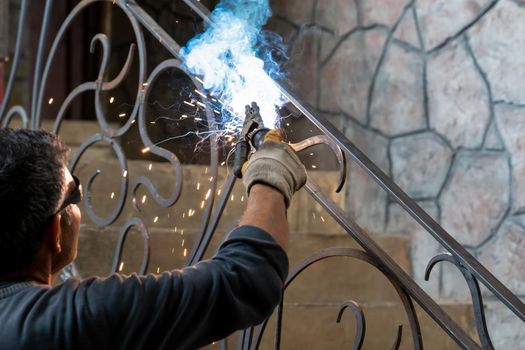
[{"xmin": 180, "ymin": 0, "xmax": 286, "ymax": 129}]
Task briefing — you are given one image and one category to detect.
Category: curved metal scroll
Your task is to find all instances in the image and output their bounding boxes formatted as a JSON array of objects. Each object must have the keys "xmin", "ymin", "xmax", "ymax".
[
  {"xmin": 426, "ymin": 253, "xmax": 494, "ymax": 350},
  {"xmin": 246, "ymin": 247, "xmax": 422, "ymax": 350},
  {"xmin": 289, "ymin": 134, "xmax": 346, "ymax": 193},
  {"xmin": 336, "ymin": 301, "xmax": 366, "ymax": 350},
  {"xmin": 111, "ymin": 218, "xmax": 150, "ymax": 274},
  {"xmin": 1, "ymin": 106, "xmax": 29, "ymax": 128}
]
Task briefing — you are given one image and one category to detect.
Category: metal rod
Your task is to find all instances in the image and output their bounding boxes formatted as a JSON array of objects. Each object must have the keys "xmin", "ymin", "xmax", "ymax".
[
  {"xmin": 123, "ymin": 0, "xmax": 182, "ymax": 59},
  {"xmin": 187, "ymin": 173, "xmax": 237, "ymax": 265},
  {"xmin": 0, "ymin": 0, "xmax": 28, "ymax": 120},
  {"xmin": 31, "ymin": 0, "xmax": 54, "ymax": 129}
]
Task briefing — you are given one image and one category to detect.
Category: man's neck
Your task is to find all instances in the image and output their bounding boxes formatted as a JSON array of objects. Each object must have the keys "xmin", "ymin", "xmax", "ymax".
[{"xmin": 0, "ymin": 255, "xmax": 53, "ymax": 286}]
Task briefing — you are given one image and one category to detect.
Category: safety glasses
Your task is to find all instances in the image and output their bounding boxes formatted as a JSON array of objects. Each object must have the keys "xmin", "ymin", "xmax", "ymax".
[{"xmin": 55, "ymin": 175, "xmax": 82, "ymax": 214}]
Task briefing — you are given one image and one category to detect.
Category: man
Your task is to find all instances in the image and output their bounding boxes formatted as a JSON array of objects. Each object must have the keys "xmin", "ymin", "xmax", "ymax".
[{"xmin": 0, "ymin": 128, "xmax": 306, "ymax": 349}]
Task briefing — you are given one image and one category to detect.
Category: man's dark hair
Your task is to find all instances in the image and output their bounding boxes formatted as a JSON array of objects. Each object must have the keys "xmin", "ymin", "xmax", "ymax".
[{"xmin": 0, "ymin": 129, "xmax": 69, "ymax": 275}]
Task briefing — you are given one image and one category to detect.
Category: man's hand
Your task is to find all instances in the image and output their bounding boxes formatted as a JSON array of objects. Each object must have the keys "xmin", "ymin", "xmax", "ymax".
[{"xmin": 242, "ymin": 129, "xmax": 307, "ymax": 208}]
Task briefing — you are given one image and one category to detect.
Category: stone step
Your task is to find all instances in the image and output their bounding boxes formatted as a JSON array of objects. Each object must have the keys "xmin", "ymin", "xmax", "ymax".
[{"xmin": 76, "ymin": 226, "xmax": 410, "ymax": 305}]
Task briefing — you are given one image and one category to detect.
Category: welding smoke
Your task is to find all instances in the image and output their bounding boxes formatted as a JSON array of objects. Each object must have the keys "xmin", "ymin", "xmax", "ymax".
[{"xmin": 180, "ymin": 0, "xmax": 286, "ymax": 128}]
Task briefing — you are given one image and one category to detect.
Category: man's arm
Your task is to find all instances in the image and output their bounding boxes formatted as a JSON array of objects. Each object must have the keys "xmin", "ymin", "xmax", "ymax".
[
  {"xmin": 239, "ymin": 183, "xmax": 289, "ymax": 250},
  {"xmin": 240, "ymin": 129, "xmax": 307, "ymax": 251},
  {"xmin": 66, "ymin": 130, "xmax": 306, "ymax": 349}
]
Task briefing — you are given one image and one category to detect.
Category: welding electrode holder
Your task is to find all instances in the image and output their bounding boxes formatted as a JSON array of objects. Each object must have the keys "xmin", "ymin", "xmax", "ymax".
[
  {"xmin": 232, "ymin": 102, "xmax": 268, "ymax": 178},
  {"xmin": 232, "ymin": 139, "xmax": 249, "ymax": 178},
  {"xmin": 232, "ymin": 127, "xmax": 270, "ymax": 178}
]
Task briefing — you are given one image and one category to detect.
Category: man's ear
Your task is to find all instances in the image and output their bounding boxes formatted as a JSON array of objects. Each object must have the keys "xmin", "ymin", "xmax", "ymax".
[{"xmin": 45, "ymin": 214, "xmax": 62, "ymax": 254}]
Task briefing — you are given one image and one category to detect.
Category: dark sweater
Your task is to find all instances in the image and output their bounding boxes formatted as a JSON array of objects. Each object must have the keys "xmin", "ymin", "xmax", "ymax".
[{"xmin": 0, "ymin": 226, "xmax": 288, "ymax": 350}]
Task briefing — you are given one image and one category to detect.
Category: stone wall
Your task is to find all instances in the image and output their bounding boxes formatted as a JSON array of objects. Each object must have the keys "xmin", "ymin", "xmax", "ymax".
[{"xmin": 266, "ymin": 0, "xmax": 525, "ymax": 347}]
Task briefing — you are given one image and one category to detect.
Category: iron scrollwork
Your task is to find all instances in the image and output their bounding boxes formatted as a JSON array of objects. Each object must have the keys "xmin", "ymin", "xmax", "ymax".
[
  {"xmin": 426, "ymin": 253, "xmax": 494, "ymax": 350},
  {"xmin": 1, "ymin": 0, "xmax": 524, "ymax": 349}
]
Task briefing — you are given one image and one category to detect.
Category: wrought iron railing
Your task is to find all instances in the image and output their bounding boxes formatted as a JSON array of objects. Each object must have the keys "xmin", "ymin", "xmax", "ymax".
[{"xmin": 1, "ymin": 1, "xmax": 524, "ymax": 349}]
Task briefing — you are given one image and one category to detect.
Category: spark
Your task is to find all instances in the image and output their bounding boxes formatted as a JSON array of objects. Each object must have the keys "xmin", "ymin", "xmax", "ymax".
[
  {"xmin": 184, "ymin": 101, "xmax": 195, "ymax": 107},
  {"xmin": 156, "ymin": 267, "xmax": 160, "ymax": 273},
  {"xmin": 144, "ymin": 130, "xmax": 218, "ymax": 147},
  {"xmin": 118, "ymin": 262, "xmax": 124, "ymax": 272},
  {"xmin": 109, "ymin": 97, "xmax": 115, "ymax": 103},
  {"xmin": 205, "ymin": 189, "xmax": 211, "ymax": 200},
  {"xmin": 142, "ymin": 147, "xmax": 150, "ymax": 154},
  {"xmin": 241, "ymin": 195, "xmax": 244, "ymax": 202},
  {"xmin": 123, "ymin": 170, "xmax": 128, "ymax": 178},
  {"xmin": 183, "ymin": 248, "xmax": 188, "ymax": 257},
  {"xmin": 310, "ymin": 153, "xmax": 314, "ymax": 156},
  {"xmin": 194, "ymin": 89, "xmax": 207, "ymax": 98},
  {"xmin": 181, "ymin": 239, "xmax": 185, "ymax": 247},
  {"xmin": 142, "ymin": 195, "xmax": 147, "ymax": 204},
  {"xmin": 119, "ymin": 113, "xmax": 126, "ymax": 118},
  {"xmin": 196, "ymin": 182, "xmax": 201, "ymax": 190},
  {"xmin": 154, "ymin": 216, "xmax": 159, "ymax": 223},
  {"xmin": 321, "ymin": 216, "xmax": 325, "ymax": 222},
  {"xmin": 48, "ymin": 98, "xmax": 54, "ymax": 104},
  {"xmin": 148, "ymin": 163, "xmax": 153, "ymax": 171},
  {"xmin": 231, "ymin": 195, "xmax": 235, "ymax": 201},
  {"xmin": 174, "ymin": 226, "xmax": 178, "ymax": 233},
  {"xmin": 200, "ymin": 201, "xmax": 205, "ymax": 209},
  {"xmin": 110, "ymin": 192, "xmax": 115, "ymax": 199},
  {"xmin": 312, "ymin": 165, "xmax": 317, "ymax": 169},
  {"xmin": 196, "ymin": 101, "xmax": 206, "ymax": 108},
  {"xmin": 217, "ymin": 189, "xmax": 222, "ymax": 196},
  {"xmin": 195, "ymin": 76, "xmax": 205, "ymax": 84},
  {"xmin": 180, "ymin": 0, "xmax": 285, "ymax": 129},
  {"xmin": 204, "ymin": 168, "xmax": 208, "ymax": 174}
]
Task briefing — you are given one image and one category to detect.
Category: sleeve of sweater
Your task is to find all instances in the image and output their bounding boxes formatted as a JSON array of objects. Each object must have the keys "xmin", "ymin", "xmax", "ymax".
[{"xmin": 73, "ymin": 225, "xmax": 289, "ymax": 350}]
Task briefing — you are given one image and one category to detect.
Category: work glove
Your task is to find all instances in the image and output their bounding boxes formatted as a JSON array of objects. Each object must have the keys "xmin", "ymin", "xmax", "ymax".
[{"xmin": 242, "ymin": 129, "xmax": 307, "ymax": 208}]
